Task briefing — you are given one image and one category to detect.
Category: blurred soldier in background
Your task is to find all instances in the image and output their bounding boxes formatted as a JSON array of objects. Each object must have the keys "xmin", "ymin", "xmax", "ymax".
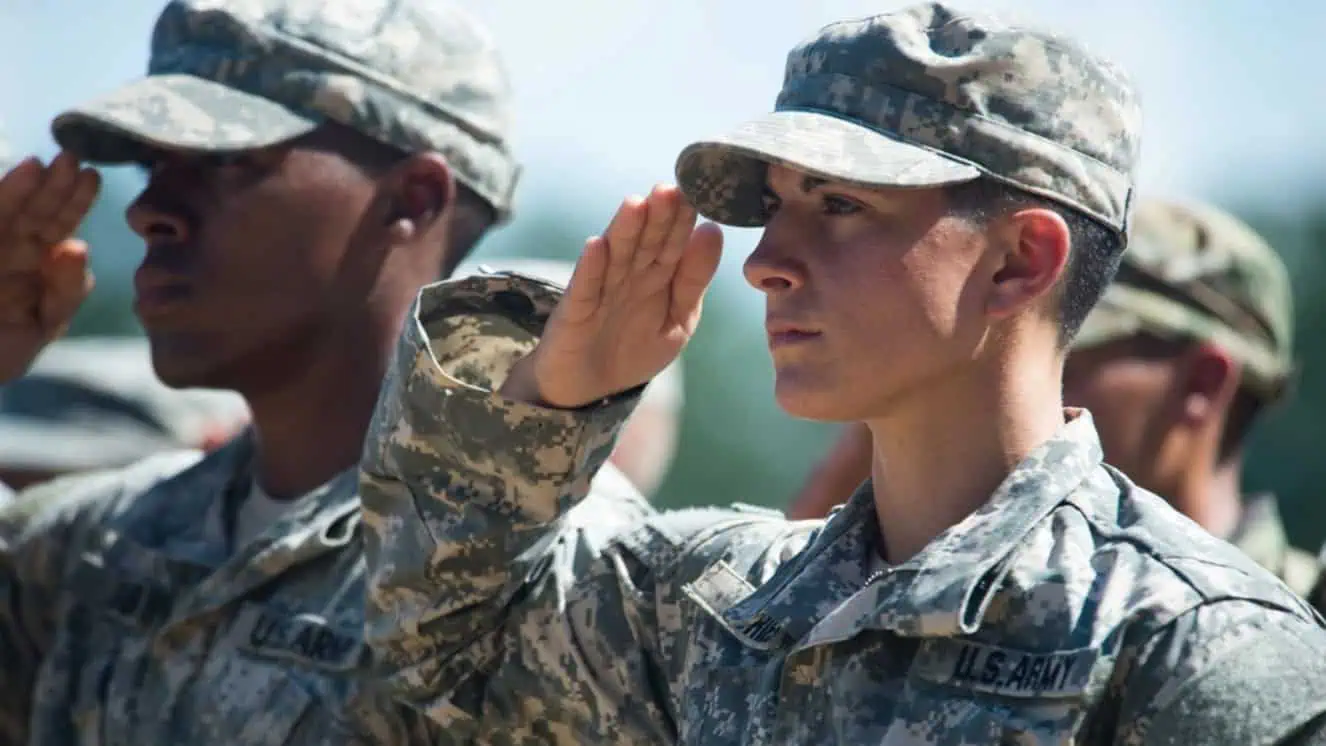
[
  {"xmin": 785, "ymin": 419, "xmax": 871, "ymax": 520},
  {"xmin": 0, "ymin": 337, "xmax": 248, "ymax": 499},
  {"xmin": 1063, "ymin": 199, "xmax": 1311, "ymax": 593},
  {"xmin": 791, "ymin": 198, "xmax": 1318, "ymax": 601},
  {"xmin": 458, "ymin": 257, "xmax": 685, "ymax": 498}
]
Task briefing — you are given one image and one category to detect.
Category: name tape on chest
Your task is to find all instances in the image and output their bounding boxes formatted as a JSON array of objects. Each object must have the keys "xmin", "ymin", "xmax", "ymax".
[
  {"xmin": 913, "ymin": 639, "xmax": 1098, "ymax": 699},
  {"xmin": 232, "ymin": 603, "xmax": 364, "ymax": 671}
]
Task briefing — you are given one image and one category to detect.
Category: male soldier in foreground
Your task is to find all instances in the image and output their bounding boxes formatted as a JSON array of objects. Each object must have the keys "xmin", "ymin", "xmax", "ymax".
[
  {"xmin": 361, "ymin": 3, "xmax": 1326, "ymax": 744},
  {"xmin": 457, "ymin": 257, "xmax": 687, "ymax": 498},
  {"xmin": 790, "ymin": 199, "xmax": 1322, "ymax": 600},
  {"xmin": 0, "ymin": 336, "xmax": 249, "ymax": 498},
  {"xmin": 0, "ymin": 0, "xmax": 646, "ymax": 743}
]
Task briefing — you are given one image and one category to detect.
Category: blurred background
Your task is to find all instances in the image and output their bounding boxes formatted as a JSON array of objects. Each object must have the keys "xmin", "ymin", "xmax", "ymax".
[{"xmin": 2, "ymin": 1, "xmax": 1324, "ymax": 544}]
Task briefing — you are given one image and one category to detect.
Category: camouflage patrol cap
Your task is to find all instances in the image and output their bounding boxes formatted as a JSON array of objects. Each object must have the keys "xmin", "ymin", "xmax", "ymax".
[
  {"xmin": 1074, "ymin": 199, "xmax": 1294, "ymax": 401},
  {"xmin": 676, "ymin": 2, "xmax": 1141, "ymax": 236},
  {"xmin": 50, "ymin": 0, "xmax": 520, "ymax": 220}
]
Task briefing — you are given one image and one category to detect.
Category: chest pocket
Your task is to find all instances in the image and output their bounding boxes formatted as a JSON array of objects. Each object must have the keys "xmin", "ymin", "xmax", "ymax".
[
  {"xmin": 879, "ymin": 639, "xmax": 1103, "ymax": 746},
  {"xmin": 678, "ymin": 561, "xmax": 790, "ymax": 746},
  {"xmin": 48, "ymin": 551, "xmax": 329, "ymax": 746},
  {"xmin": 199, "ymin": 601, "xmax": 368, "ymax": 744}
]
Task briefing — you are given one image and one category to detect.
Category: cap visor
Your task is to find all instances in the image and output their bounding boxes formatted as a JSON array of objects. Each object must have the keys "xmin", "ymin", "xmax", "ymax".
[
  {"xmin": 0, "ymin": 419, "xmax": 179, "ymax": 471},
  {"xmin": 51, "ymin": 74, "xmax": 321, "ymax": 164},
  {"xmin": 1071, "ymin": 297, "xmax": 1144, "ymax": 352},
  {"xmin": 676, "ymin": 109, "xmax": 981, "ymax": 227}
]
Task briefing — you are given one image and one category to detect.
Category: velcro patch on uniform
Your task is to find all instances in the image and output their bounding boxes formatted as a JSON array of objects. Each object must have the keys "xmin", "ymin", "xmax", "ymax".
[
  {"xmin": 912, "ymin": 639, "xmax": 1098, "ymax": 699},
  {"xmin": 683, "ymin": 561, "xmax": 756, "ymax": 617},
  {"xmin": 233, "ymin": 603, "xmax": 364, "ymax": 671}
]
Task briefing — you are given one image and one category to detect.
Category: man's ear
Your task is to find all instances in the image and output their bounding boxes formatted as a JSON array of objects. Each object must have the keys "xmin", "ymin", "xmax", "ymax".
[
  {"xmin": 380, "ymin": 152, "xmax": 455, "ymax": 244},
  {"xmin": 1178, "ymin": 343, "xmax": 1240, "ymax": 427},
  {"xmin": 984, "ymin": 207, "xmax": 1071, "ymax": 320}
]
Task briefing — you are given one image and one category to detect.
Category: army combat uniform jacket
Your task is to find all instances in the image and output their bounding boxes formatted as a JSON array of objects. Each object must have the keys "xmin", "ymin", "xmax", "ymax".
[
  {"xmin": 0, "ymin": 428, "xmax": 648, "ymax": 744},
  {"xmin": 362, "ymin": 274, "xmax": 1326, "ymax": 746}
]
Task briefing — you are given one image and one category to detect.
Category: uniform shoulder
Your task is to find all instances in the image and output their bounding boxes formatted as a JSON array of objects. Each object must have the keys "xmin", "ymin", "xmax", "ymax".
[
  {"xmin": 603, "ymin": 503, "xmax": 816, "ymax": 594},
  {"xmin": 0, "ymin": 449, "xmax": 205, "ymax": 543},
  {"xmin": 992, "ymin": 466, "xmax": 1313, "ymax": 654},
  {"xmin": 563, "ymin": 461, "xmax": 656, "ymax": 547},
  {"xmin": 1116, "ymin": 597, "xmax": 1326, "ymax": 745},
  {"xmin": 1064, "ymin": 466, "xmax": 1312, "ymax": 617}
]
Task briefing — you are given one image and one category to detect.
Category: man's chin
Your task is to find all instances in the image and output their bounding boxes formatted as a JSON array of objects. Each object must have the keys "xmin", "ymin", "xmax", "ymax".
[{"xmin": 145, "ymin": 335, "xmax": 219, "ymax": 390}]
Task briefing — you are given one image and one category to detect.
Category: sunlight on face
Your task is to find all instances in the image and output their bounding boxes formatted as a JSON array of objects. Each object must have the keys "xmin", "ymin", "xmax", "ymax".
[{"xmin": 743, "ymin": 164, "xmax": 992, "ymax": 422}]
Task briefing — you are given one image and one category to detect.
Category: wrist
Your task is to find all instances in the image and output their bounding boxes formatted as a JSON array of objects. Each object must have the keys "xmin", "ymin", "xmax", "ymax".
[{"xmin": 498, "ymin": 352, "xmax": 549, "ymax": 406}]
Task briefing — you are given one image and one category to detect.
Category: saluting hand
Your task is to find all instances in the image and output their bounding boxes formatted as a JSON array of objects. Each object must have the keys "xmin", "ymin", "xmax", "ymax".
[
  {"xmin": 0, "ymin": 152, "xmax": 100, "ymax": 383},
  {"xmin": 503, "ymin": 184, "xmax": 722, "ymax": 409}
]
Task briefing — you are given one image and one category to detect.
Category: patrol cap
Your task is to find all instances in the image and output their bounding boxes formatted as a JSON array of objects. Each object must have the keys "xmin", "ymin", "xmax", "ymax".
[
  {"xmin": 1074, "ymin": 199, "xmax": 1294, "ymax": 402},
  {"xmin": 676, "ymin": 2, "xmax": 1141, "ymax": 236},
  {"xmin": 50, "ymin": 0, "xmax": 520, "ymax": 220},
  {"xmin": 0, "ymin": 337, "xmax": 250, "ymax": 472}
]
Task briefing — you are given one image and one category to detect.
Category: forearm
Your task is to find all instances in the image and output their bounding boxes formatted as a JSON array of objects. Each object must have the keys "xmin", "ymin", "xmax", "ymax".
[{"xmin": 360, "ymin": 274, "xmax": 649, "ymax": 718}]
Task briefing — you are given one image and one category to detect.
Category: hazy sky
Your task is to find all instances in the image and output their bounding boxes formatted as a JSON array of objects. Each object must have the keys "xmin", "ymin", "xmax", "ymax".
[{"xmin": 2, "ymin": 0, "xmax": 1321, "ymax": 279}]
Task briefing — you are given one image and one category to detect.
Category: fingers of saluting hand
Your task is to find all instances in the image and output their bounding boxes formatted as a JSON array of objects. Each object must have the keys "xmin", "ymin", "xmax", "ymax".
[
  {"xmin": 669, "ymin": 222, "xmax": 722, "ymax": 328},
  {"xmin": 0, "ymin": 153, "xmax": 100, "ymax": 246},
  {"xmin": 601, "ymin": 195, "xmax": 647, "ymax": 293}
]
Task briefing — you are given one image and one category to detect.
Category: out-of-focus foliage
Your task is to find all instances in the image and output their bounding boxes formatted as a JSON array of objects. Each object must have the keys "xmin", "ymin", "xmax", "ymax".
[{"xmin": 1241, "ymin": 208, "xmax": 1326, "ymax": 549}]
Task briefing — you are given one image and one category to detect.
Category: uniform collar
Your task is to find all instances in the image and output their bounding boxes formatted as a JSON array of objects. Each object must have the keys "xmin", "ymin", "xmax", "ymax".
[
  {"xmin": 102, "ymin": 429, "xmax": 362, "ymax": 623},
  {"xmin": 723, "ymin": 410, "xmax": 1105, "ymax": 647}
]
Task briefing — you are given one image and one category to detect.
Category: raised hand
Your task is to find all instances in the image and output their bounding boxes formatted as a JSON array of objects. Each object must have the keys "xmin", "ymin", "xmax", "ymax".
[
  {"xmin": 503, "ymin": 184, "xmax": 722, "ymax": 409},
  {"xmin": 0, "ymin": 152, "xmax": 100, "ymax": 383}
]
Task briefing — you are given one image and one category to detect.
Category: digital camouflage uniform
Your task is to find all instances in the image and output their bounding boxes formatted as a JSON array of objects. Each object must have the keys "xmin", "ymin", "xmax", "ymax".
[
  {"xmin": 0, "ymin": 336, "xmax": 248, "ymax": 476},
  {"xmin": 0, "ymin": 1, "xmax": 651, "ymax": 744},
  {"xmin": 1072, "ymin": 200, "xmax": 1319, "ymax": 599},
  {"xmin": 362, "ymin": 4, "xmax": 1326, "ymax": 745}
]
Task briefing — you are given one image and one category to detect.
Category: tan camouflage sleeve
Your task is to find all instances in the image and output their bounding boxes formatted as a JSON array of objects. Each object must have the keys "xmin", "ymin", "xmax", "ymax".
[
  {"xmin": 359, "ymin": 274, "xmax": 679, "ymax": 739},
  {"xmin": 1111, "ymin": 599, "xmax": 1326, "ymax": 745}
]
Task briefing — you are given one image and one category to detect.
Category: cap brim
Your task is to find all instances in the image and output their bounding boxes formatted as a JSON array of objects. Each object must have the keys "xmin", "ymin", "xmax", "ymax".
[
  {"xmin": 0, "ymin": 418, "xmax": 180, "ymax": 471},
  {"xmin": 675, "ymin": 109, "xmax": 981, "ymax": 227},
  {"xmin": 51, "ymin": 73, "xmax": 321, "ymax": 164},
  {"xmin": 1071, "ymin": 295, "xmax": 1145, "ymax": 352}
]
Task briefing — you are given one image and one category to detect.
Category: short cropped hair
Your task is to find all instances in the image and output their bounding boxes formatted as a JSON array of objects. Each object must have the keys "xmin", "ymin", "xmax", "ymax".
[{"xmin": 944, "ymin": 178, "xmax": 1124, "ymax": 346}]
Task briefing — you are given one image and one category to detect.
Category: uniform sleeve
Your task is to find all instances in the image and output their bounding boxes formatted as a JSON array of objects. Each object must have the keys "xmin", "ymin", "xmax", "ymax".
[
  {"xmin": 359, "ymin": 275, "xmax": 809, "ymax": 742},
  {"xmin": 1116, "ymin": 599, "xmax": 1326, "ymax": 746},
  {"xmin": 0, "ymin": 452, "xmax": 200, "ymax": 746}
]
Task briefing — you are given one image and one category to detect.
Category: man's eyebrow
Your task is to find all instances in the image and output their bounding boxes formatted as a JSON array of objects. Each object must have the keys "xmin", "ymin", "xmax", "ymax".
[{"xmin": 801, "ymin": 175, "xmax": 827, "ymax": 193}]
